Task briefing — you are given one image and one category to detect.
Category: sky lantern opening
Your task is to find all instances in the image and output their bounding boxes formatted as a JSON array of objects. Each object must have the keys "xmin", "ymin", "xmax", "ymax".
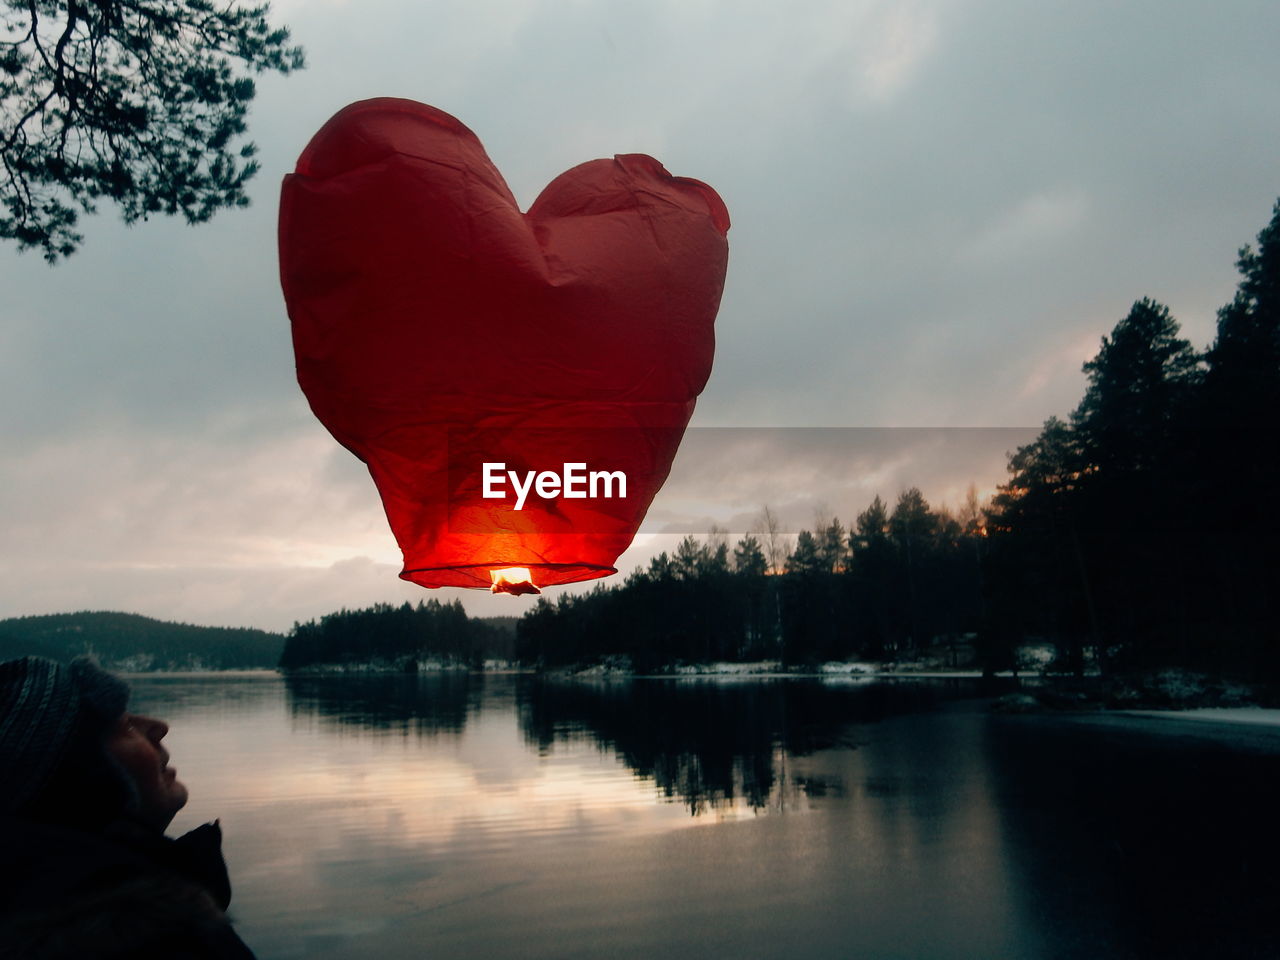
[{"xmin": 490, "ymin": 568, "xmax": 540, "ymax": 596}]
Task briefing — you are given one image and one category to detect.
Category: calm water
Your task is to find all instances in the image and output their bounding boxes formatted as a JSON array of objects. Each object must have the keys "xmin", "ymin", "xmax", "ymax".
[{"xmin": 127, "ymin": 673, "xmax": 1280, "ymax": 960}]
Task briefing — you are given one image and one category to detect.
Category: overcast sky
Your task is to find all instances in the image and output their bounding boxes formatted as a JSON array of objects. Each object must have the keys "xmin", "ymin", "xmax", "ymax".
[{"xmin": 3, "ymin": 0, "xmax": 1278, "ymax": 631}]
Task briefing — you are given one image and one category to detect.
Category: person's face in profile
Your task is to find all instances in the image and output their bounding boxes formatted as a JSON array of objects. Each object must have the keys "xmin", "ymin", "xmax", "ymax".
[{"xmin": 104, "ymin": 712, "xmax": 189, "ymax": 829}]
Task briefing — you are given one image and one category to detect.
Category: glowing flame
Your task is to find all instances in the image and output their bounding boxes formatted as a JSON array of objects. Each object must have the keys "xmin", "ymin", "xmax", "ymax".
[{"xmin": 490, "ymin": 567, "xmax": 540, "ymax": 596}]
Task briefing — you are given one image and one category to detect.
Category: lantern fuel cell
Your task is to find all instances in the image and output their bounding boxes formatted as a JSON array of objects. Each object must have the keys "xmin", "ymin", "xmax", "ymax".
[
  {"xmin": 482, "ymin": 463, "xmax": 627, "ymax": 510},
  {"xmin": 489, "ymin": 567, "xmax": 541, "ymax": 596}
]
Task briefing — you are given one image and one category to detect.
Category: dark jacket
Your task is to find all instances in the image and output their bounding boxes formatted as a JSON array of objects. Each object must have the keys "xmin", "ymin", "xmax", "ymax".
[{"xmin": 0, "ymin": 817, "xmax": 256, "ymax": 959}]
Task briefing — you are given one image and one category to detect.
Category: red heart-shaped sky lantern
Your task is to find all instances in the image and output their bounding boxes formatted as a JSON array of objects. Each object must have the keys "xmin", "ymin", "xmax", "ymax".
[{"xmin": 279, "ymin": 99, "xmax": 730, "ymax": 595}]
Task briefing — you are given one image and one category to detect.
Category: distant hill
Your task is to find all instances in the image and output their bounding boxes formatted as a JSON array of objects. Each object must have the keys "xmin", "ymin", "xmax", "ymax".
[{"xmin": 0, "ymin": 611, "xmax": 284, "ymax": 670}]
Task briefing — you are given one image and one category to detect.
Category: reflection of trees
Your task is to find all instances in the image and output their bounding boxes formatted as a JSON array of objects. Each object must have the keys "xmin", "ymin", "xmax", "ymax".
[
  {"xmin": 518, "ymin": 679, "xmax": 957, "ymax": 814},
  {"xmin": 986, "ymin": 716, "xmax": 1280, "ymax": 959},
  {"xmin": 130, "ymin": 674, "xmax": 286, "ymax": 720},
  {"xmin": 284, "ymin": 672, "xmax": 479, "ymax": 737}
]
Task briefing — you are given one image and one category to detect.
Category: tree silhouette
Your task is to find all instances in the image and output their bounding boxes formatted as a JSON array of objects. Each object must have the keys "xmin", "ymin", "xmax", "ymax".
[
  {"xmin": 753, "ymin": 505, "xmax": 787, "ymax": 574},
  {"xmin": 890, "ymin": 488, "xmax": 934, "ymax": 650},
  {"xmin": 1073, "ymin": 298, "xmax": 1200, "ymax": 477},
  {"xmin": 848, "ymin": 495, "xmax": 894, "ymax": 657},
  {"xmin": 785, "ymin": 530, "xmax": 821, "ymax": 576},
  {"xmin": 1, "ymin": 0, "xmax": 303, "ymax": 261},
  {"xmin": 731, "ymin": 535, "xmax": 773, "ymax": 657},
  {"xmin": 1069, "ymin": 298, "xmax": 1200, "ymax": 666},
  {"xmin": 1194, "ymin": 200, "xmax": 1280, "ymax": 671},
  {"xmin": 1207, "ymin": 200, "xmax": 1280, "ymax": 406},
  {"xmin": 816, "ymin": 516, "xmax": 847, "ymax": 573},
  {"xmin": 732, "ymin": 534, "xmax": 767, "ymax": 577},
  {"xmin": 280, "ymin": 599, "xmax": 508, "ymax": 670},
  {"xmin": 984, "ymin": 201, "xmax": 1280, "ymax": 676},
  {"xmin": 987, "ymin": 417, "xmax": 1094, "ymax": 673}
]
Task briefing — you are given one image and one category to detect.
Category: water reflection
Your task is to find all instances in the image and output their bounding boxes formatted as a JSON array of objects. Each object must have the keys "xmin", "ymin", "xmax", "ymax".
[
  {"xmin": 987, "ymin": 713, "xmax": 1280, "ymax": 960},
  {"xmin": 125, "ymin": 670, "xmax": 284, "ymax": 719},
  {"xmin": 518, "ymin": 678, "xmax": 971, "ymax": 814},
  {"xmin": 284, "ymin": 671, "xmax": 480, "ymax": 736},
  {"xmin": 129, "ymin": 673, "xmax": 1280, "ymax": 960},
  {"xmin": 280, "ymin": 672, "xmax": 993, "ymax": 816}
]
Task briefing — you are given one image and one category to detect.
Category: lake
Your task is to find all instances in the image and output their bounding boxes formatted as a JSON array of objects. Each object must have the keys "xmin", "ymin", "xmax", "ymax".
[{"xmin": 129, "ymin": 672, "xmax": 1280, "ymax": 960}]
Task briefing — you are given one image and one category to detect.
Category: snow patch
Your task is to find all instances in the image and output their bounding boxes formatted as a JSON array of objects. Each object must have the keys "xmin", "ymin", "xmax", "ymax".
[{"xmin": 1122, "ymin": 708, "xmax": 1280, "ymax": 727}]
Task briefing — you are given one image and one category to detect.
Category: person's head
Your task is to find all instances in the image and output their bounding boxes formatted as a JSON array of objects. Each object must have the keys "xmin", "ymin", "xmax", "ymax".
[{"xmin": 0, "ymin": 656, "xmax": 188, "ymax": 831}]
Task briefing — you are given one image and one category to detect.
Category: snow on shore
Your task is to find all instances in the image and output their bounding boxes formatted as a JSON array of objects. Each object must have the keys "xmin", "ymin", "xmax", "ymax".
[{"xmin": 1121, "ymin": 707, "xmax": 1280, "ymax": 727}]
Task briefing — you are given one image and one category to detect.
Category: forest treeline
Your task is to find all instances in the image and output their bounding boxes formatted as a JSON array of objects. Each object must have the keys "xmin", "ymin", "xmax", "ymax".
[
  {"xmin": 520, "ymin": 198, "xmax": 1280, "ymax": 677},
  {"xmin": 517, "ymin": 494, "xmax": 985, "ymax": 672},
  {"xmin": 279, "ymin": 600, "xmax": 516, "ymax": 670}
]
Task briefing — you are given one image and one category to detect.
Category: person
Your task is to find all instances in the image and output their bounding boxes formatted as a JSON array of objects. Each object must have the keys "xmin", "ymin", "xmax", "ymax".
[{"xmin": 0, "ymin": 656, "xmax": 256, "ymax": 959}]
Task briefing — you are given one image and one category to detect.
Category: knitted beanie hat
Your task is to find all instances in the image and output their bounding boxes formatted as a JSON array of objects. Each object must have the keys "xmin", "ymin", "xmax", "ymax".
[{"xmin": 0, "ymin": 656, "xmax": 130, "ymax": 814}]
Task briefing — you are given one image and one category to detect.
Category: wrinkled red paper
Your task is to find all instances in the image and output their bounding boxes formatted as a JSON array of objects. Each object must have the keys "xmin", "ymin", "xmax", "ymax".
[{"xmin": 279, "ymin": 99, "xmax": 729, "ymax": 589}]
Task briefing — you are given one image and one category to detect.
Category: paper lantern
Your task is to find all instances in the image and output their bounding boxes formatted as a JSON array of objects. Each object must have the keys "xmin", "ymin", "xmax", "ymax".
[{"xmin": 279, "ymin": 99, "xmax": 729, "ymax": 594}]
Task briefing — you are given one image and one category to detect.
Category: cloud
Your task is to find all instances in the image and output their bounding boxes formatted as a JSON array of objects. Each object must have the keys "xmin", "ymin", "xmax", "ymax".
[
  {"xmin": 0, "ymin": 409, "xmax": 394, "ymax": 570},
  {"xmin": 856, "ymin": 2, "xmax": 942, "ymax": 103},
  {"xmin": 963, "ymin": 187, "xmax": 1091, "ymax": 265},
  {"xmin": 647, "ymin": 428, "xmax": 1035, "ymax": 533}
]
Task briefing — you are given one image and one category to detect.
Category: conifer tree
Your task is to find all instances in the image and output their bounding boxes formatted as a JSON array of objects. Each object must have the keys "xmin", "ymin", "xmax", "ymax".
[
  {"xmin": 1, "ymin": 0, "xmax": 304, "ymax": 261},
  {"xmin": 1073, "ymin": 297, "xmax": 1200, "ymax": 477},
  {"xmin": 732, "ymin": 535, "xmax": 768, "ymax": 577}
]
